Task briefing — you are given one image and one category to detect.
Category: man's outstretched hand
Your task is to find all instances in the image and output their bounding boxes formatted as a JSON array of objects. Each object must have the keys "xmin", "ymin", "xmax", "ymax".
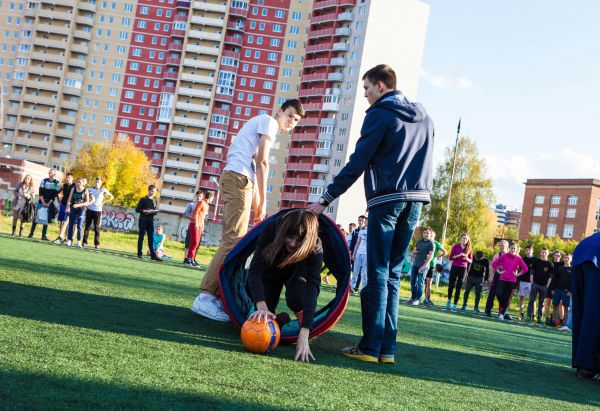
[{"xmin": 307, "ymin": 202, "xmax": 326, "ymax": 215}]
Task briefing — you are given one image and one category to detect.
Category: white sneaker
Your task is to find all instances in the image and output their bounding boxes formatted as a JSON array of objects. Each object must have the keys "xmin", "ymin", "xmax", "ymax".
[
  {"xmin": 66, "ymin": 240, "xmax": 72, "ymax": 247},
  {"xmin": 410, "ymin": 300, "xmax": 420, "ymax": 306},
  {"xmin": 77, "ymin": 241, "xmax": 82, "ymax": 248},
  {"xmin": 559, "ymin": 325, "xmax": 571, "ymax": 332},
  {"xmin": 191, "ymin": 294, "xmax": 230, "ymax": 322},
  {"xmin": 498, "ymin": 314, "xmax": 505, "ymax": 320}
]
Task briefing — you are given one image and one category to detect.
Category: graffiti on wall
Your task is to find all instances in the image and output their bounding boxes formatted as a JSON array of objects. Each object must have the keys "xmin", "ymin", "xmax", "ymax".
[
  {"xmin": 0, "ymin": 198, "xmax": 12, "ymax": 213},
  {"xmin": 101, "ymin": 210, "xmax": 136, "ymax": 232}
]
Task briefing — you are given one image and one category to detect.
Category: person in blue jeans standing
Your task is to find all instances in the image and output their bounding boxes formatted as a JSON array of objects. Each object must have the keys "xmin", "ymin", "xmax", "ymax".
[
  {"xmin": 408, "ymin": 227, "xmax": 434, "ymax": 305},
  {"xmin": 309, "ymin": 64, "xmax": 434, "ymax": 364}
]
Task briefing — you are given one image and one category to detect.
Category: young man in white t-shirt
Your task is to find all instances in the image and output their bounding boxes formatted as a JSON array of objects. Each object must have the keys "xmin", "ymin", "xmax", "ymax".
[
  {"xmin": 83, "ymin": 177, "xmax": 114, "ymax": 248},
  {"xmin": 192, "ymin": 99, "xmax": 304, "ymax": 322},
  {"xmin": 351, "ymin": 218, "xmax": 368, "ymax": 292}
]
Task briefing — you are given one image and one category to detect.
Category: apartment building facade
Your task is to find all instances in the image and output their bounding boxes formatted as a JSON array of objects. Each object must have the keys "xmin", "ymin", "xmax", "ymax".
[
  {"xmin": 1, "ymin": 0, "xmax": 430, "ymax": 225},
  {"xmin": 519, "ymin": 179, "xmax": 600, "ymax": 241}
]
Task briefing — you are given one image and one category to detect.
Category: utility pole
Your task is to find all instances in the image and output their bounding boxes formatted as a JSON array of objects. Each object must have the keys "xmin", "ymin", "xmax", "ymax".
[{"xmin": 441, "ymin": 118, "xmax": 461, "ymax": 247}]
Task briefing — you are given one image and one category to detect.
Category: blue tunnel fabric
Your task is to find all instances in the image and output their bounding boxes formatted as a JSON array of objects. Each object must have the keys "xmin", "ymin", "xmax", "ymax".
[{"xmin": 218, "ymin": 209, "xmax": 351, "ymax": 343}]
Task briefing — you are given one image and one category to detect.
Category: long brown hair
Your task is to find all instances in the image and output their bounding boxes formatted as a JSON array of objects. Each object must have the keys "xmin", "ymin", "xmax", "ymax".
[
  {"xmin": 459, "ymin": 233, "xmax": 472, "ymax": 255},
  {"xmin": 262, "ymin": 210, "xmax": 319, "ymax": 269},
  {"xmin": 21, "ymin": 174, "xmax": 34, "ymax": 189}
]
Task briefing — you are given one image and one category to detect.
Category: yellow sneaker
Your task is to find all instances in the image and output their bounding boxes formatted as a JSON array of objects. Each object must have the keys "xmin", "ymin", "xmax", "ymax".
[
  {"xmin": 341, "ymin": 346, "xmax": 378, "ymax": 363},
  {"xmin": 378, "ymin": 355, "xmax": 395, "ymax": 364}
]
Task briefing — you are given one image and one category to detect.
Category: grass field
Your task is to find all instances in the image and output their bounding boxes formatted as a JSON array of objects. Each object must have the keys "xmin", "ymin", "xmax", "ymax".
[{"xmin": 0, "ymin": 234, "xmax": 598, "ymax": 410}]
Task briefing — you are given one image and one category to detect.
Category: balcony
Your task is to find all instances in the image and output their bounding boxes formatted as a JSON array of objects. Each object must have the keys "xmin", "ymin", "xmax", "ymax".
[
  {"xmin": 75, "ymin": 15, "xmax": 94, "ymax": 26},
  {"xmin": 320, "ymin": 118, "xmax": 337, "ymax": 127},
  {"xmin": 171, "ymin": 130, "xmax": 204, "ymax": 142},
  {"xmin": 151, "ymin": 157, "xmax": 164, "ymax": 166},
  {"xmin": 332, "ymin": 42, "xmax": 349, "ymax": 52},
  {"xmin": 176, "ymin": 0, "xmax": 191, "ymax": 9},
  {"xmin": 180, "ymin": 72, "xmax": 215, "ymax": 85},
  {"xmin": 165, "ymin": 159, "xmax": 200, "ymax": 171},
  {"xmin": 287, "ymin": 162, "xmax": 313, "ymax": 171},
  {"xmin": 22, "ymin": 95, "xmax": 57, "ymax": 106},
  {"xmin": 163, "ymin": 174, "xmax": 197, "ymax": 186},
  {"xmin": 59, "ymin": 100, "xmax": 79, "ymax": 110},
  {"xmin": 36, "ymin": 23, "xmax": 70, "ymax": 35},
  {"xmin": 204, "ymin": 151, "xmax": 224, "ymax": 161},
  {"xmin": 30, "ymin": 80, "xmax": 61, "ymax": 92},
  {"xmin": 55, "ymin": 128, "xmax": 74, "ymax": 138},
  {"xmin": 314, "ymin": 0, "xmax": 356, "ymax": 11},
  {"xmin": 187, "ymin": 30, "xmax": 223, "ymax": 42},
  {"xmin": 289, "ymin": 147, "xmax": 314, "ymax": 157},
  {"xmin": 303, "ymin": 73, "xmax": 327, "ymax": 83},
  {"xmin": 330, "ymin": 57, "xmax": 347, "ymax": 67},
  {"xmin": 164, "ymin": 71, "xmax": 179, "ymax": 80},
  {"xmin": 62, "ymin": 86, "xmax": 82, "ymax": 96},
  {"xmin": 226, "ymin": 22, "xmax": 245, "ymax": 32},
  {"xmin": 322, "ymin": 101, "xmax": 340, "ymax": 112},
  {"xmin": 30, "ymin": 51, "xmax": 65, "ymax": 63},
  {"xmin": 298, "ymin": 117, "xmax": 321, "ymax": 127},
  {"xmin": 191, "ymin": 1, "xmax": 227, "ymax": 13},
  {"xmin": 306, "ymin": 43, "xmax": 332, "ymax": 54},
  {"xmin": 158, "ymin": 203, "xmax": 186, "ymax": 214},
  {"xmin": 168, "ymin": 42, "xmax": 184, "ymax": 52},
  {"xmin": 315, "ymin": 148, "xmax": 332, "ymax": 157},
  {"xmin": 73, "ymin": 30, "xmax": 92, "ymax": 41},
  {"xmin": 171, "ymin": 28, "xmax": 187, "ymax": 38},
  {"xmin": 199, "ymin": 179, "xmax": 219, "ymax": 190},
  {"xmin": 58, "ymin": 114, "xmax": 77, "ymax": 124},
  {"xmin": 291, "ymin": 132, "xmax": 318, "ymax": 142},
  {"xmin": 298, "ymin": 88, "xmax": 325, "ymax": 98},
  {"xmin": 168, "ymin": 144, "xmax": 203, "ymax": 156},
  {"xmin": 160, "ymin": 189, "xmax": 195, "ymax": 201},
  {"xmin": 68, "ymin": 58, "xmax": 87, "ymax": 68},
  {"xmin": 186, "ymin": 44, "xmax": 220, "ymax": 56},
  {"xmin": 304, "ymin": 58, "xmax": 329, "ymax": 68},
  {"xmin": 33, "ymin": 37, "xmax": 68, "ymax": 50},
  {"xmin": 21, "ymin": 108, "xmax": 54, "ymax": 120},
  {"xmin": 177, "ymin": 87, "xmax": 212, "ymax": 99},
  {"xmin": 182, "ymin": 58, "xmax": 218, "ymax": 70},
  {"xmin": 282, "ymin": 192, "xmax": 308, "ymax": 201},
  {"xmin": 15, "ymin": 137, "xmax": 49, "ymax": 149},
  {"xmin": 172, "ymin": 116, "xmax": 207, "ymax": 128},
  {"xmin": 335, "ymin": 27, "xmax": 352, "ymax": 37},
  {"xmin": 206, "ymin": 136, "xmax": 226, "ymax": 146},
  {"xmin": 191, "ymin": 16, "xmax": 226, "ymax": 28},
  {"xmin": 214, "ymin": 92, "xmax": 234, "ymax": 103},
  {"xmin": 221, "ymin": 50, "xmax": 241, "ymax": 60},
  {"xmin": 310, "ymin": 179, "xmax": 328, "ymax": 188},
  {"xmin": 284, "ymin": 178, "xmax": 310, "ymax": 187},
  {"xmin": 161, "ymin": 86, "xmax": 176, "ymax": 93},
  {"xmin": 16, "ymin": 151, "xmax": 48, "ymax": 163},
  {"xmin": 70, "ymin": 43, "xmax": 89, "ymax": 54},
  {"xmin": 328, "ymin": 72, "xmax": 344, "ymax": 82},
  {"xmin": 77, "ymin": 1, "xmax": 97, "ymax": 12},
  {"xmin": 229, "ymin": 6, "xmax": 248, "ymax": 18},
  {"xmin": 313, "ymin": 163, "xmax": 330, "ymax": 173},
  {"xmin": 166, "ymin": 57, "xmax": 181, "ymax": 66},
  {"xmin": 308, "ymin": 28, "xmax": 335, "ymax": 40},
  {"xmin": 151, "ymin": 143, "xmax": 166, "ymax": 151},
  {"xmin": 52, "ymin": 142, "xmax": 71, "ymax": 153},
  {"xmin": 202, "ymin": 165, "xmax": 221, "ymax": 175},
  {"xmin": 337, "ymin": 12, "xmax": 354, "ymax": 22},
  {"xmin": 310, "ymin": 13, "xmax": 337, "ymax": 25},
  {"xmin": 318, "ymin": 132, "xmax": 334, "ymax": 142},
  {"xmin": 302, "ymin": 103, "xmax": 322, "ymax": 112},
  {"xmin": 175, "ymin": 102, "xmax": 210, "ymax": 114},
  {"xmin": 224, "ymin": 35, "xmax": 243, "ymax": 47},
  {"xmin": 154, "ymin": 128, "xmax": 169, "ymax": 137},
  {"xmin": 17, "ymin": 122, "xmax": 51, "ymax": 134}
]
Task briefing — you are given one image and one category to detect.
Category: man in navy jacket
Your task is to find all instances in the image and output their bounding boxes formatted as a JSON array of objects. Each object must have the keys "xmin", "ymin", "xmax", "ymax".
[{"xmin": 309, "ymin": 64, "xmax": 434, "ymax": 363}]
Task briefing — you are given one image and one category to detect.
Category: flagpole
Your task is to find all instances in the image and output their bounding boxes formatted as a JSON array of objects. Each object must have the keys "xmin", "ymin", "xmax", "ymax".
[{"xmin": 441, "ymin": 118, "xmax": 461, "ymax": 247}]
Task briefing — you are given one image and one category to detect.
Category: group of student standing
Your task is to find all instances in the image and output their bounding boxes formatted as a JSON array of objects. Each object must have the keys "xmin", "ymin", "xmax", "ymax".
[
  {"xmin": 11, "ymin": 169, "xmax": 113, "ymax": 248},
  {"xmin": 409, "ymin": 229, "xmax": 573, "ymax": 326}
]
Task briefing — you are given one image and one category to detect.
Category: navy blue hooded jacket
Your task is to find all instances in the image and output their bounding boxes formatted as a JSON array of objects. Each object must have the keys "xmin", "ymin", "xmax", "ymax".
[{"xmin": 322, "ymin": 90, "xmax": 434, "ymax": 209}]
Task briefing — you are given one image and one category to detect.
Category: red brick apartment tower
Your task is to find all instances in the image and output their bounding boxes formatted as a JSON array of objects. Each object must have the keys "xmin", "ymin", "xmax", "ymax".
[
  {"xmin": 281, "ymin": 0, "xmax": 355, "ymax": 209},
  {"xmin": 115, "ymin": 0, "xmax": 187, "ymax": 170},
  {"xmin": 519, "ymin": 179, "xmax": 600, "ymax": 241},
  {"xmin": 203, "ymin": 0, "xmax": 290, "ymax": 218}
]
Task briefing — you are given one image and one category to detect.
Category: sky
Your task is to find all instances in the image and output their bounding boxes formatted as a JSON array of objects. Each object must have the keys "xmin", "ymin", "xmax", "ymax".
[{"xmin": 416, "ymin": 0, "xmax": 600, "ymax": 210}]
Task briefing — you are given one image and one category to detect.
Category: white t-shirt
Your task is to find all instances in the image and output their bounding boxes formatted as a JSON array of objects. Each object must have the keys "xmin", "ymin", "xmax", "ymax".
[
  {"xmin": 356, "ymin": 228, "xmax": 368, "ymax": 255},
  {"xmin": 224, "ymin": 114, "xmax": 279, "ymax": 182},
  {"xmin": 87, "ymin": 187, "xmax": 111, "ymax": 212}
]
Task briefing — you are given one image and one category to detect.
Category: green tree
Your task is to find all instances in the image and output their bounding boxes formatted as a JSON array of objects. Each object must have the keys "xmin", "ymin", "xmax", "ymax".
[
  {"xmin": 66, "ymin": 137, "xmax": 156, "ymax": 207},
  {"xmin": 422, "ymin": 136, "xmax": 496, "ymax": 249}
]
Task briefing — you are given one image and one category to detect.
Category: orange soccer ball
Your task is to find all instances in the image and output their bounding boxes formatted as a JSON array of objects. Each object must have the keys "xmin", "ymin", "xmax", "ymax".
[{"xmin": 240, "ymin": 318, "xmax": 281, "ymax": 354}]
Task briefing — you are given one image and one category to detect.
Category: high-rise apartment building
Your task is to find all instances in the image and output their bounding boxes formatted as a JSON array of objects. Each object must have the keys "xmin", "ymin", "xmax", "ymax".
[{"xmin": 1, "ymin": 0, "xmax": 429, "ymax": 224}]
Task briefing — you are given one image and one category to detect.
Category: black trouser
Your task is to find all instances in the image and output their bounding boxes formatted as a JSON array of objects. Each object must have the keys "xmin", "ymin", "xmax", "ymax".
[
  {"xmin": 572, "ymin": 262, "xmax": 600, "ymax": 372},
  {"xmin": 29, "ymin": 222, "xmax": 48, "ymax": 238},
  {"xmin": 261, "ymin": 268, "xmax": 313, "ymax": 316},
  {"xmin": 83, "ymin": 209, "xmax": 102, "ymax": 246},
  {"xmin": 497, "ymin": 280, "xmax": 515, "ymax": 315},
  {"xmin": 138, "ymin": 219, "xmax": 156, "ymax": 258},
  {"xmin": 448, "ymin": 266, "xmax": 466, "ymax": 304},
  {"xmin": 485, "ymin": 276, "xmax": 500, "ymax": 314},
  {"xmin": 463, "ymin": 276, "xmax": 483, "ymax": 309}
]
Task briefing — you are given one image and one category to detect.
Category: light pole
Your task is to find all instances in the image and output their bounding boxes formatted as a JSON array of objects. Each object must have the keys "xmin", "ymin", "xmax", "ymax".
[{"xmin": 440, "ymin": 118, "xmax": 461, "ymax": 247}]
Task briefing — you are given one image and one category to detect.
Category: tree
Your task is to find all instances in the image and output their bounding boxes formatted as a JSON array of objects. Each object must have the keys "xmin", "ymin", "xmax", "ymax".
[
  {"xmin": 422, "ymin": 136, "xmax": 496, "ymax": 248},
  {"xmin": 66, "ymin": 137, "xmax": 156, "ymax": 207}
]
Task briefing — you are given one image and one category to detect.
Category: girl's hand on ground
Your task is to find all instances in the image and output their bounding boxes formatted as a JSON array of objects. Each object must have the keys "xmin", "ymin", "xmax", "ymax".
[{"xmin": 294, "ymin": 329, "xmax": 315, "ymax": 363}]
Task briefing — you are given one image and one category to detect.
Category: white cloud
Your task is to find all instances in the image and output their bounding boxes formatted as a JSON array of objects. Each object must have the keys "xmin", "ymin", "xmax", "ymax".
[{"xmin": 420, "ymin": 69, "xmax": 476, "ymax": 89}]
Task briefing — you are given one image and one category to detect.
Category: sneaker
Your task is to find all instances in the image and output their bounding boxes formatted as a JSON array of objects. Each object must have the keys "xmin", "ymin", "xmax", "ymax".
[
  {"xmin": 452, "ymin": 305, "xmax": 457, "ymax": 313},
  {"xmin": 95, "ymin": 245, "xmax": 99, "ymax": 249},
  {"xmin": 53, "ymin": 238, "xmax": 63, "ymax": 245},
  {"xmin": 137, "ymin": 255, "xmax": 143, "ymax": 259},
  {"xmin": 474, "ymin": 307, "xmax": 480, "ymax": 313},
  {"xmin": 519, "ymin": 312, "xmax": 525, "ymax": 320},
  {"xmin": 82, "ymin": 242, "xmax": 87, "ymax": 247},
  {"xmin": 65, "ymin": 240, "xmax": 72, "ymax": 247},
  {"xmin": 428, "ymin": 301, "xmax": 435, "ymax": 306},
  {"xmin": 41, "ymin": 236, "xmax": 50, "ymax": 241},
  {"xmin": 407, "ymin": 298, "xmax": 415, "ymax": 304},
  {"xmin": 445, "ymin": 300, "xmax": 451, "ymax": 310},
  {"xmin": 191, "ymin": 294, "xmax": 230, "ymax": 322},
  {"xmin": 341, "ymin": 346, "xmax": 378, "ymax": 363},
  {"xmin": 577, "ymin": 368, "xmax": 600, "ymax": 381},
  {"xmin": 559, "ymin": 325, "xmax": 571, "ymax": 332},
  {"xmin": 27, "ymin": 234, "xmax": 33, "ymax": 239},
  {"xmin": 378, "ymin": 354, "xmax": 395, "ymax": 364},
  {"xmin": 422, "ymin": 299, "xmax": 430, "ymax": 306},
  {"xmin": 498, "ymin": 314, "xmax": 504, "ymax": 320},
  {"xmin": 410, "ymin": 300, "xmax": 420, "ymax": 306},
  {"xmin": 151, "ymin": 256, "xmax": 163, "ymax": 262},
  {"xmin": 183, "ymin": 258, "xmax": 194, "ymax": 266},
  {"xmin": 504, "ymin": 314, "xmax": 512, "ymax": 321},
  {"xmin": 191, "ymin": 260, "xmax": 200, "ymax": 267},
  {"xmin": 77, "ymin": 241, "xmax": 82, "ymax": 248}
]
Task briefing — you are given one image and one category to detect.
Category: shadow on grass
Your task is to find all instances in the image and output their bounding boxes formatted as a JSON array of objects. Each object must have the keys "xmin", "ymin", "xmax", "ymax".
[
  {"xmin": 0, "ymin": 256, "xmax": 197, "ymax": 297},
  {"xmin": 0, "ymin": 280, "xmax": 240, "ymax": 350},
  {"xmin": 0, "ymin": 369, "xmax": 283, "ymax": 410}
]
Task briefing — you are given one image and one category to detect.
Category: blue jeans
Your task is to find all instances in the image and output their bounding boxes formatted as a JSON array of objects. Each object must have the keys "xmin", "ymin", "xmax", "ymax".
[
  {"xmin": 410, "ymin": 265, "xmax": 424, "ymax": 301},
  {"xmin": 358, "ymin": 201, "xmax": 422, "ymax": 357},
  {"xmin": 67, "ymin": 207, "xmax": 85, "ymax": 241}
]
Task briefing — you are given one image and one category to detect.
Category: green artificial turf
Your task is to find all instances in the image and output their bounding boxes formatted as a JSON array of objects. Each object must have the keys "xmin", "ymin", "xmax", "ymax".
[{"xmin": 0, "ymin": 235, "xmax": 597, "ymax": 410}]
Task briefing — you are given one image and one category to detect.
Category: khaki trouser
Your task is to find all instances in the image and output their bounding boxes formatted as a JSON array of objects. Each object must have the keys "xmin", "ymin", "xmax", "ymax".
[{"xmin": 200, "ymin": 170, "xmax": 254, "ymax": 296}]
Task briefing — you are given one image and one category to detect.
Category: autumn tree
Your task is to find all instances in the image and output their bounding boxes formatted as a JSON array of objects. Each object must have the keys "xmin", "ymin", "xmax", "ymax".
[
  {"xmin": 422, "ymin": 136, "xmax": 496, "ymax": 248},
  {"xmin": 66, "ymin": 137, "xmax": 156, "ymax": 207}
]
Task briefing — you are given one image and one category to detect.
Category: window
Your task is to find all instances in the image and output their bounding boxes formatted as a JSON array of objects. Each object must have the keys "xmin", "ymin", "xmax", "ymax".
[
  {"xmin": 532, "ymin": 207, "xmax": 543, "ymax": 217},
  {"xmin": 566, "ymin": 208, "xmax": 576, "ymax": 218},
  {"xmin": 562, "ymin": 224, "xmax": 574, "ymax": 239},
  {"xmin": 275, "ymin": 9, "xmax": 284, "ymax": 18},
  {"xmin": 287, "ymin": 40, "xmax": 297, "ymax": 49},
  {"xmin": 263, "ymin": 81, "xmax": 273, "ymax": 90},
  {"xmin": 546, "ymin": 223, "xmax": 557, "ymax": 237},
  {"xmin": 265, "ymin": 67, "xmax": 275, "ymax": 75},
  {"xmin": 551, "ymin": 195, "xmax": 561, "ymax": 204},
  {"xmin": 260, "ymin": 95, "xmax": 270, "ymax": 104},
  {"xmin": 140, "ymin": 6, "xmax": 149, "ymax": 14},
  {"xmin": 267, "ymin": 52, "xmax": 277, "ymax": 61},
  {"xmin": 282, "ymin": 68, "xmax": 292, "ymax": 77},
  {"xmin": 273, "ymin": 24, "xmax": 282, "ymax": 33},
  {"xmin": 125, "ymin": 90, "xmax": 134, "ymax": 98},
  {"xmin": 549, "ymin": 208, "xmax": 559, "ymax": 218},
  {"xmin": 284, "ymin": 54, "xmax": 294, "ymax": 63},
  {"xmin": 120, "ymin": 119, "xmax": 130, "ymax": 127},
  {"xmin": 137, "ymin": 20, "xmax": 147, "ymax": 29},
  {"xmin": 534, "ymin": 195, "xmax": 545, "ymax": 204},
  {"xmin": 292, "ymin": 11, "xmax": 301, "ymax": 20},
  {"xmin": 290, "ymin": 26, "xmax": 299, "ymax": 35},
  {"xmin": 259, "ymin": 22, "xmax": 265, "ymax": 31},
  {"xmin": 567, "ymin": 195, "xmax": 578, "ymax": 205},
  {"xmin": 359, "ymin": 6, "xmax": 366, "ymax": 15}
]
